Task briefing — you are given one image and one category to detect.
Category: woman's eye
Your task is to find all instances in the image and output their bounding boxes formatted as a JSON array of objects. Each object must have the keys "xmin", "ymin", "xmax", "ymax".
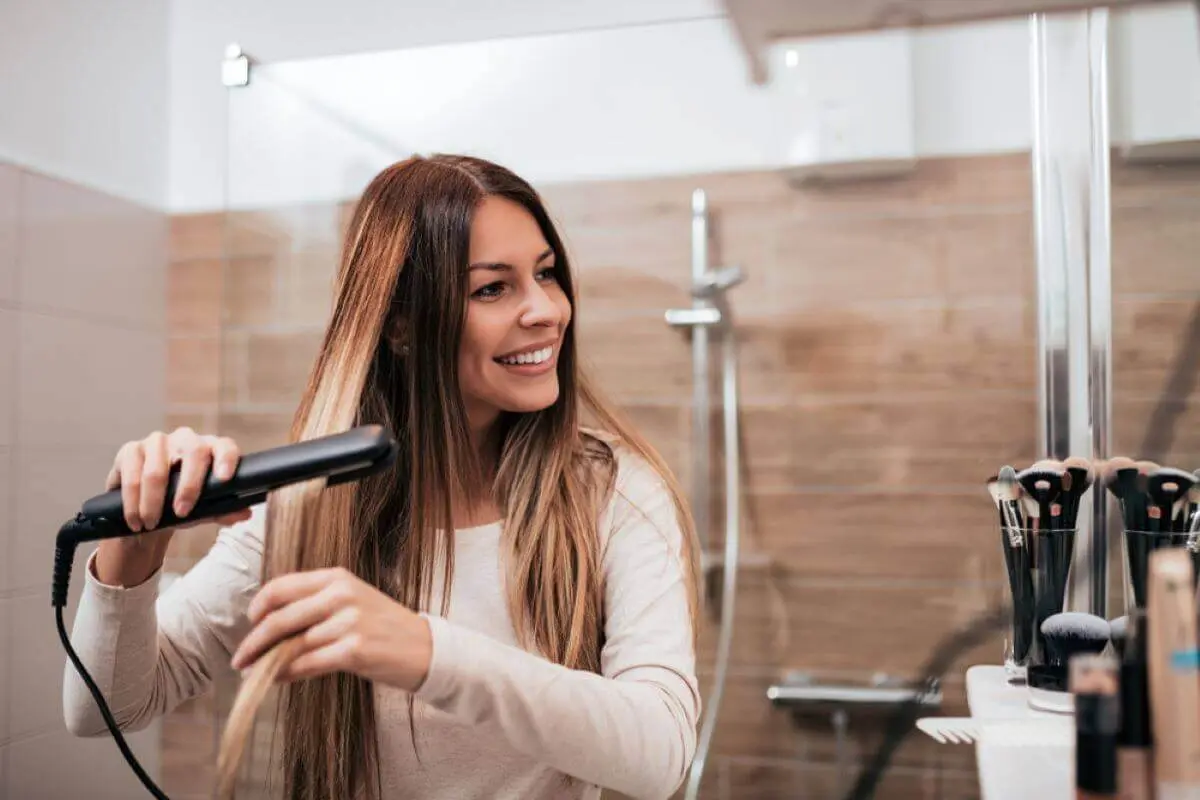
[
  {"xmin": 472, "ymin": 281, "xmax": 507, "ymax": 300},
  {"xmin": 537, "ymin": 267, "xmax": 558, "ymax": 282}
]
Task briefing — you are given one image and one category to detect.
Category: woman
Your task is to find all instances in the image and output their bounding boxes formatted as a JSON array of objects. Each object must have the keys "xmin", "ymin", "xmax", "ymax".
[{"xmin": 62, "ymin": 154, "xmax": 702, "ymax": 800}]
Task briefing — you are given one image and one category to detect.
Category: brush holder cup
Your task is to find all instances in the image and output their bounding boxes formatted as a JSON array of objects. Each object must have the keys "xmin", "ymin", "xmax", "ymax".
[
  {"xmin": 999, "ymin": 525, "xmax": 1078, "ymax": 685},
  {"xmin": 1122, "ymin": 529, "xmax": 1200, "ymax": 612}
]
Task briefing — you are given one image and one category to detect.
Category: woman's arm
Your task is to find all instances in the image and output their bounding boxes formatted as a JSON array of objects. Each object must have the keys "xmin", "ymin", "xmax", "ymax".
[
  {"xmin": 414, "ymin": 455, "xmax": 701, "ymax": 800},
  {"xmin": 62, "ymin": 505, "xmax": 266, "ymax": 736}
]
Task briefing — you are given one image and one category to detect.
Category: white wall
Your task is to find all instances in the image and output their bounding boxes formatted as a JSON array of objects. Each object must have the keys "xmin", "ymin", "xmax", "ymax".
[
  {"xmin": 167, "ymin": 0, "xmax": 725, "ymax": 212},
  {"xmin": 0, "ymin": 0, "xmax": 170, "ymax": 208}
]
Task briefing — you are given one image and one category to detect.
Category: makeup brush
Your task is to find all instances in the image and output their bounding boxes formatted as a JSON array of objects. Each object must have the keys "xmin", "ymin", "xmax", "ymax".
[
  {"xmin": 1108, "ymin": 615, "xmax": 1128, "ymax": 661},
  {"xmin": 1019, "ymin": 467, "xmax": 1072, "ymax": 658},
  {"xmin": 993, "ymin": 466, "xmax": 1034, "ymax": 664},
  {"xmin": 1029, "ymin": 612, "xmax": 1112, "ymax": 693},
  {"xmin": 1107, "ymin": 457, "xmax": 1153, "ymax": 607},
  {"xmin": 1146, "ymin": 468, "xmax": 1196, "ymax": 547},
  {"xmin": 1062, "ymin": 456, "xmax": 1094, "ymax": 530}
]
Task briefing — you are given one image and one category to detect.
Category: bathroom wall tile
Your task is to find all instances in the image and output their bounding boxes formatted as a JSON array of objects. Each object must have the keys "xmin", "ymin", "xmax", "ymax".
[
  {"xmin": 0, "ymin": 308, "xmax": 15, "ymax": 446},
  {"xmin": 736, "ymin": 300, "xmax": 1035, "ymax": 400},
  {"xmin": 1111, "ymin": 159, "xmax": 1200, "ymax": 208},
  {"xmin": 169, "ymin": 212, "xmax": 224, "ymax": 263},
  {"xmin": 1113, "ymin": 205, "xmax": 1200, "ymax": 295},
  {"xmin": 245, "ymin": 331, "xmax": 323, "ymax": 406},
  {"xmin": 576, "ymin": 313, "xmax": 693, "ymax": 404},
  {"xmin": 20, "ymin": 171, "xmax": 166, "ymax": 329},
  {"xmin": 707, "ymin": 671, "xmax": 973, "ymax": 772},
  {"xmin": 168, "ymin": 259, "xmax": 223, "ymax": 335},
  {"xmin": 168, "ymin": 337, "xmax": 221, "ymax": 407},
  {"xmin": 734, "ymin": 395, "xmax": 1036, "ymax": 491},
  {"xmin": 0, "ymin": 162, "xmax": 18, "ymax": 303},
  {"xmin": 1112, "ymin": 395, "xmax": 1200, "ymax": 464},
  {"xmin": 1112, "ymin": 297, "xmax": 1200, "ymax": 399},
  {"xmin": 0, "ymin": 450, "xmax": 12, "ymax": 596},
  {"xmin": 218, "ymin": 411, "xmax": 293, "ymax": 454},
  {"xmin": 717, "ymin": 756, "xmax": 979, "ymax": 800},
  {"xmin": 697, "ymin": 575, "xmax": 1002, "ymax": 679},
  {"xmin": 284, "ymin": 245, "xmax": 337, "ymax": 328},
  {"xmin": 160, "ymin": 706, "xmax": 218, "ymax": 797},
  {"xmin": 18, "ymin": 312, "xmax": 165, "ymax": 448},
  {"xmin": 745, "ymin": 491, "xmax": 1004, "ymax": 582},
  {"xmin": 0, "ymin": 596, "xmax": 10, "ymax": 745},
  {"xmin": 9, "ymin": 447, "xmax": 114, "ymax": 595},
  {"xmin": 6, "ymin": 725, "xmax": 162, "ymax": 800},
  {"xmin": 225, "ymin": 255, "xmax": 280, "ymax": 329}
]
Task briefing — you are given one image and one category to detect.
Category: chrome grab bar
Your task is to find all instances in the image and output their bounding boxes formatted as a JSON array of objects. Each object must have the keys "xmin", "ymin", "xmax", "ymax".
[{"xmin": 767, "ymin": 673, "xmax": 942, "ymax": 712}]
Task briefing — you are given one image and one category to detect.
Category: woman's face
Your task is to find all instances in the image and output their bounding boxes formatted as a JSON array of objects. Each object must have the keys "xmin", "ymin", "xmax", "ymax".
[{"xmin": 458, "ymin": 195, "xmax": 572, "ymax": 431}]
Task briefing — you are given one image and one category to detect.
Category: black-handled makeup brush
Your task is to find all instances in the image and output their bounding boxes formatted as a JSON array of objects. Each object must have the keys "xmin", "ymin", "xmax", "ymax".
[
  {"xmin": 1108, "ymin": 615, "xmax": 1128, "ymax": 661},
  {"xmin": 1146, "ymin": 468, "xmax": 1195, "ymax": 546},
  {"xmin": 1018, "ymin": 467, "xmax": 1069, "ymax": 663},
  {"xmin": 992, "ymin": 466, "xmax": 1034, "ymax": 664},
  {"xmin": 1029, "ymin": 611, "xmax": 1112, "ymax": 692},
  {"xmin": 1061, "ymin": 456, "xmax": 1093, "ymax": 530}
]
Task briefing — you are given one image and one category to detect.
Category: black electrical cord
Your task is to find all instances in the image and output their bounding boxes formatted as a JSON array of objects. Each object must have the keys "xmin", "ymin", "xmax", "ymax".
[{"xmin": 53, "ymin": 514, "xmax": 172, "ymax": 800}]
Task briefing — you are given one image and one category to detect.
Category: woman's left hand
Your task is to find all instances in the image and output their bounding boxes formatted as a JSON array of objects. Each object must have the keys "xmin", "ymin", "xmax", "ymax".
[{"xmin": 230, "ymin": 567, "xmax": 432, "ymax": 692}]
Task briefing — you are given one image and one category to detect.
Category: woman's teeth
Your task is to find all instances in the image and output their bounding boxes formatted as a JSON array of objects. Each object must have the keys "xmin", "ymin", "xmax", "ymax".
[{"xmin": 498, "ymin": 346, "xmax": 552, "ymax": 366}]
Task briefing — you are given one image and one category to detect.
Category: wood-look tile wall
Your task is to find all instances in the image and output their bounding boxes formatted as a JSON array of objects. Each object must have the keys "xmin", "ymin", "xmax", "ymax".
[{"xmin": 160, "ymin": 153, "xmax": 1200, "ymax": 799}]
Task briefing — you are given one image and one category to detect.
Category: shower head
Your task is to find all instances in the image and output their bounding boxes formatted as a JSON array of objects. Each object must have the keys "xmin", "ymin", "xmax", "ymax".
[{"xmin": 692, "ymin": 266, "xmax": 745, "ymax": 299}]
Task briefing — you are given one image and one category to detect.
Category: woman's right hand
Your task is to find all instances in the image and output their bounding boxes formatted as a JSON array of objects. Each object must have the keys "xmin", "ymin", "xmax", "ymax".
[{"xmin": 93, "ymin": 427, "xmax": 253, "ymax": 587}]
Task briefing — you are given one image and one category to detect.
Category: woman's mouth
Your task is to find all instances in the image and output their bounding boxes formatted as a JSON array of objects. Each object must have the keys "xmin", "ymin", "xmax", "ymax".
[{"xmin": 495, "ymin": 345, "xmax": 556, "ymax": 375}]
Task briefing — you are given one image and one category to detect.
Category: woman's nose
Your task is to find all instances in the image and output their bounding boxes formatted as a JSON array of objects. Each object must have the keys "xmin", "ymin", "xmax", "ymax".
[{"xmin": 519, "ymin": 284, "xmax": 562, "ymax": 327}]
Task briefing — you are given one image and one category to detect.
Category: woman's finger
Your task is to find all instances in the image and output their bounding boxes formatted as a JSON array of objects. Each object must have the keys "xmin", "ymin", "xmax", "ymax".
[
  {"xmin": 169, "ymin": 428, "xmax": 210, "ymax": 518},
  {"xmin": 139, "ymin": 432, "xmax": 171, "ymax": 530},
  {"xmin": 247, "ymin": 568, "xmax": 349, "ymax": 624},
  {"xmin": 277, "ymin": 636, "xmax": 359, "ymax": 683},
  {"xmin": 118, "ymin": 441, "xmax": 146, "ymax": 532},
  {"xmin": 232, "ymin": 583, "xmax": 346, "ymax": 670},
  {"xmin": 207, "ymin": 435, "xmax": 241, "ymax": 482}
]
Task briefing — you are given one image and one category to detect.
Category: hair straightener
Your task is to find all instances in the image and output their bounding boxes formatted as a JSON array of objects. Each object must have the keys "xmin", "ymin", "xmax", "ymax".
[{"xmin": 52, "ymin": 425, "xmax": 398, "ymax": 799}]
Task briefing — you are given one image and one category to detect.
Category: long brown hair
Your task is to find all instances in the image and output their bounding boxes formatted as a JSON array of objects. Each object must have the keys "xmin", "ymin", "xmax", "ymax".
[{"xmin": 215, "ymin": 154, "xmax": 701, "ymax": 799}]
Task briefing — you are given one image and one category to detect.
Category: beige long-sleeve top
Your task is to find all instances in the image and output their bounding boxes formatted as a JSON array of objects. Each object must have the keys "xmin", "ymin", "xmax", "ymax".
[{"xmin": 62, "ymin": 445, "xmax": 700, "ymax": 800}]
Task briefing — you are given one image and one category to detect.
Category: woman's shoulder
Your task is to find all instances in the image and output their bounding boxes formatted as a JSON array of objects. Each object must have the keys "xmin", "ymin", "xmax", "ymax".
[{"xmin": 578, "ymin": 426, "xmax": 680, "ymax": 539}]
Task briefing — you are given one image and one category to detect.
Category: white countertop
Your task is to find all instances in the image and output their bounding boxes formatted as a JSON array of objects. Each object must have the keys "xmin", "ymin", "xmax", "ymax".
[{"xmin": 964, "ymin": 665, "xmax": 1074, "ymax": 800}]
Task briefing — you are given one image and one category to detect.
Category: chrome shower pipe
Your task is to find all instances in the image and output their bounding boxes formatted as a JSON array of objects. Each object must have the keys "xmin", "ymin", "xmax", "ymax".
[{"xmin": 665, "ymin": 189, "xmax": 745, "ymax": 800}]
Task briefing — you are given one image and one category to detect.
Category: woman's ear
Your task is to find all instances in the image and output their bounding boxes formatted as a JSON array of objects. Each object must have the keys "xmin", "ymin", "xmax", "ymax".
[{"xmin": 385, "ymin": 316, "xmax": 410, "ymax": 357}]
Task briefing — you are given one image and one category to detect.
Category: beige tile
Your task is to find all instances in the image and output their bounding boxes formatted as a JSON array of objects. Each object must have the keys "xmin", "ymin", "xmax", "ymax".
[
  {"xmin": 715, "ymin": 757, "xmax": 979, "ymax": 800},
  {"xmin": 0, "ymin": 163, "xmax": 17, "ymax": 302},
  {"xmin": 1113, "ymin": 204, "xmax": 1200, "ymax": 295},
  {"xmin": 225, "ymin": 255, "xmax": 279, "ymax": 329},
  {"xmin": 1112, "ymin": 297, "xmax": 1200, "ymax": 398},
  {"xmin": 575, "ymin": 314, "xmax": 694, "ymax": 404},
  {"xmin": 168, "ymin": 336, "xmax": 221, "ymax": 407},
  {"xmin": 1111, "ymin": 159, "xmax": 1200, "ymax": 208},
  {"xmin": 218, "ymin": 412, "xmax": 294, "ymax": 453},
  {"xmin": 168, "ymin": 259, "xmax": 223, "ymax": 335},
  {"xmin": 1112, "ymin": 395, "xmax": 1200, "ymax": 464},
  {"xmin": 744, "ymin": 491, "xmax": 1006, "ymax": 582},
  {"xmin": 20, "ymin": 171, "xmax": 166, "ymax": 329},
  {"xmin": 245, "ymin": 331, "xmax": 323, "ymax": 406},
  {"xmin": 734, "ymin": 396, "xmax": 1036, "ymax": 491},
  {"xmin": 18, "ymin": 312, "xmax": 166, "ymax": 447},
  {"xmin": 708, "ymin": 672, "xmax": 974, "ymax": 771},
  {"xmin": 0, "ymin": 450, "xmax": 11, "ymax": 596},
  {"xmin": 0, "ymin": 596, "xmax": 9, "ymax": 745},
  {"xmin": 699, "ymin": 575, "xmax": 1003, "ymax": 679},
  {"xmin": 284, "ymin": 245, "xmax": 337, "ymax": 328},
  {"xmin": 0, "ymin": 309, "xmax": 14, "ymax": 446},
  {"xmin": 9, "ymin": 447, "xmax": 114, "ymax": 594},
  {"xmin": 737, "ymin": 301, "xmax": 1035, "ymax": 399},
  {"xmin": 6, "ymin": 725, "xmax": 162, "ymax": 799},
  {"xmin": 165, "ymin": 408, "xmax": 220, "ymax": 438},
  {"xmin": 169, "ymin": 212, "xmax": 224, "ymax": 262}
]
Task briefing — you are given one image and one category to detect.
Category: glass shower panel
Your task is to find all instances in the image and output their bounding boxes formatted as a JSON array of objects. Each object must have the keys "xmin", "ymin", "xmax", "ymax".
[
  {"xmin": 204, "ymin": 63, "xmax": 398, "ymax": 798},
  {"xmin": 1107, "ymin": 2, "xmax": 1200, "ymax": 616},
  {"xmin": 200, "ymin": 16, "xmax": 1045, "ymax": 799}
]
